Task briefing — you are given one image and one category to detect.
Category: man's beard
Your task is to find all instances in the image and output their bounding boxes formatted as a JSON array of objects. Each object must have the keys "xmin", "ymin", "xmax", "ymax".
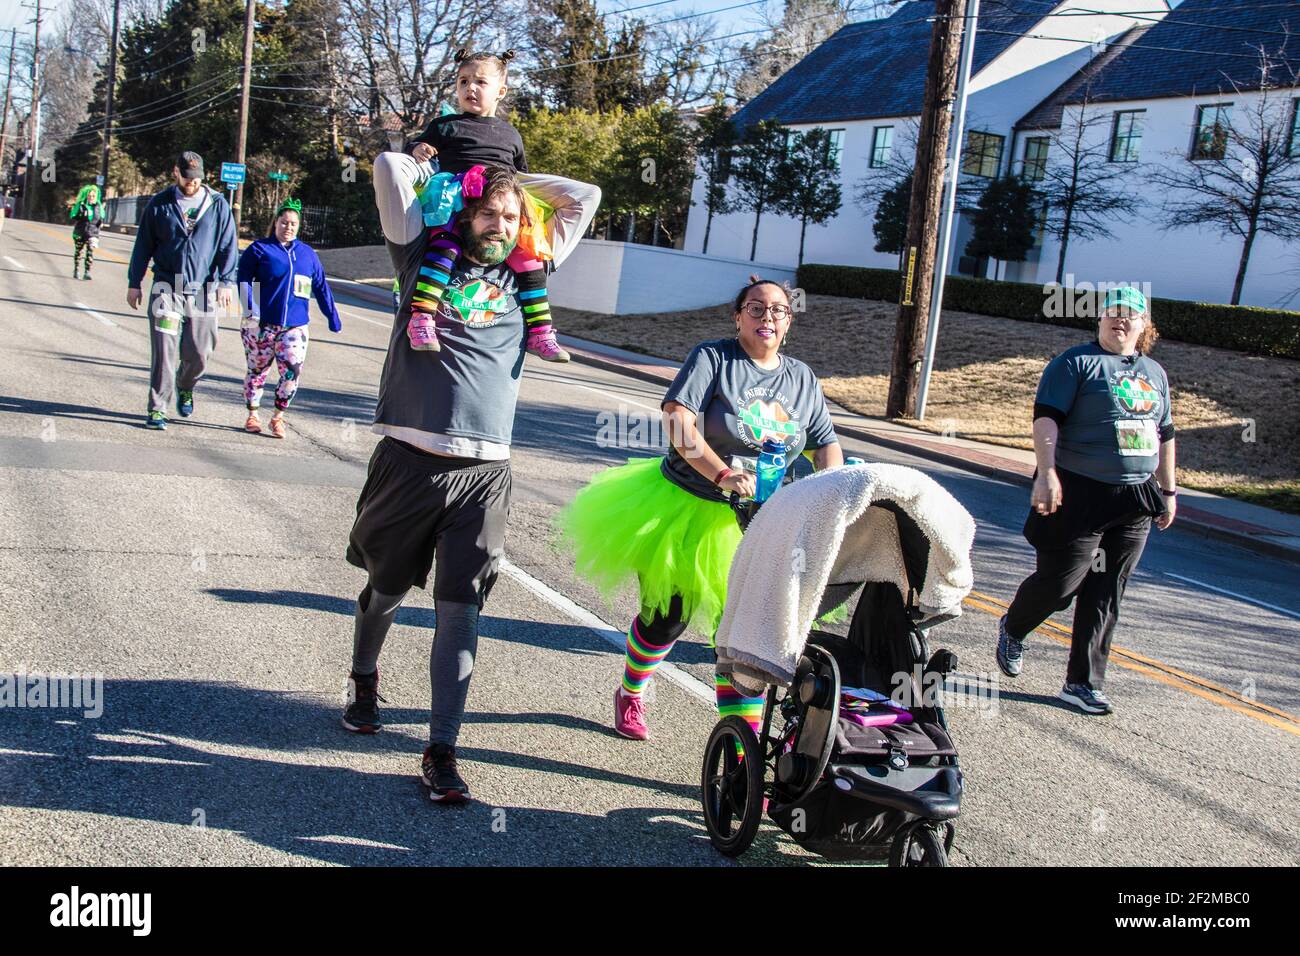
[{"xmin": 462, "ymin": 227, "xmax": 517, "ymax": 266}]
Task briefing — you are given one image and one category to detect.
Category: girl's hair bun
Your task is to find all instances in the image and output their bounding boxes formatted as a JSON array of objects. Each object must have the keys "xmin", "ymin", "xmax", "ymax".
[
  {"xmin": 748, "ymin": 273, "xmax": 761, "ymax": 284},
  {"xmin": 501, "ymin": 49, "xmax": 516, "ymax": 62},
  {"xmin": 454, "ymin": 48, "xmax": 469, "ymax": 64}
]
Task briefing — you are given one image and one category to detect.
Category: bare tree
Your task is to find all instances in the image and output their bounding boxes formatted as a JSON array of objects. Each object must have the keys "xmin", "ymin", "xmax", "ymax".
[
  {"xmin": 645, "ymin": 16, "xmax": 732, "ymax": 110},
  {"xmin": 1036, "ymin": 87, "xmax": 1141, "ymax": 284},
  {"xmin": 731, "ymin": 0, "xmax": 900, "ymax": 105},
  {"xmin": 338, "ymin": 0, "xmax": 513, "ymax": 135},
  {"xmin": 1148, "ymin": 44, "xmax": 1300, "ymax": 305}
]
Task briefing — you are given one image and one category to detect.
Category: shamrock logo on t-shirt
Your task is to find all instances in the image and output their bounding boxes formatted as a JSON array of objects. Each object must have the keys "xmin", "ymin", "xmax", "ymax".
[{"xmin": 1110, "ymin": 373, "xmax": 1160, "ymax": 415}]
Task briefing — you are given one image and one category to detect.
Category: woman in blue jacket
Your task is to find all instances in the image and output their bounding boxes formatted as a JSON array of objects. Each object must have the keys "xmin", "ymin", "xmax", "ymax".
[{"xmin": 237, "ymin": 198, "xmax": 342, "ymax": 438}]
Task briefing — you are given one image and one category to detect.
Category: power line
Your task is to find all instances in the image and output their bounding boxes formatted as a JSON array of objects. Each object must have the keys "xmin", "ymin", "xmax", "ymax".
[{"xmin": 982, "ymin": 28, "xmax": 1296, "ymax": 61}]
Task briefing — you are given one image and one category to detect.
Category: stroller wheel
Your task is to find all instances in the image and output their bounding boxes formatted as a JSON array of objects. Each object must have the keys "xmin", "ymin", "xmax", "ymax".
[
  {"xmin": 889, "ymin": 823, "xmax": 949, "ymax": 867},
  {"xmin": 701, "ymin": 716, "xmax": 765, "ymax": 857}
]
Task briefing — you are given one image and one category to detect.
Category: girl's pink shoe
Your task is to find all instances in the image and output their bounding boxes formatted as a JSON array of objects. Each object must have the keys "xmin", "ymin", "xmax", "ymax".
[
  {"xmin": 526, "ymin": 326, "xmax": 570, "ymax": 362},
  {"xmin": 408, "ymin": 312, "xmax": 440, "ymax": 351},
  {"xmin": 613, "ymin": 687, "xmax": 649, "ymax": 740}
]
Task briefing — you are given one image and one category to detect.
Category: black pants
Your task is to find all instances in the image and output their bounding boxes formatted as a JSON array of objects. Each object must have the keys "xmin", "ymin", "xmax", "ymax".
[
  {"xmin": 345, "ymin": 437, "xmax": 511, "ymax": 606},
  {"xmin": 1006, "ymin": 470, "xmax": 1157, "ymax": 690}
]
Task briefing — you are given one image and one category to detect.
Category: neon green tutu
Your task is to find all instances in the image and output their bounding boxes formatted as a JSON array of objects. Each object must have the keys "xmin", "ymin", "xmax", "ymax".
[{"xmin": 556, "ymin": 456, "xmax": 741, "ymax": 637}]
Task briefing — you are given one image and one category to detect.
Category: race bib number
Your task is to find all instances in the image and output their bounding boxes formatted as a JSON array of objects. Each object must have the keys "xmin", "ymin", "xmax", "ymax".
[
  {"xmin": 1115, "ymin": 418, "xmax": 1158, "ymax": 456},
  {"xmin": 293, "ymin": 274, "xmax": 312, "ymax": 299},
  {"xmin": 155, "ymin": 312, "xmax": 181, "ymax": 336}
]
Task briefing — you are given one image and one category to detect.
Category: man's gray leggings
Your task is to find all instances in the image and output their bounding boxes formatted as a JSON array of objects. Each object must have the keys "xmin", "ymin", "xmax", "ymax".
[{"xmin": 352, "ymin": 585, "xmax": 478, "ymax": 746}]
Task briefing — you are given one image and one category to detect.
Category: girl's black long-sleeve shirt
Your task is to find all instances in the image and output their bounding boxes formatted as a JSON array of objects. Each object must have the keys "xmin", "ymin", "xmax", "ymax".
[{"xmin": 407, "ymin": 113, "xmax": 528, "ymax": 175}]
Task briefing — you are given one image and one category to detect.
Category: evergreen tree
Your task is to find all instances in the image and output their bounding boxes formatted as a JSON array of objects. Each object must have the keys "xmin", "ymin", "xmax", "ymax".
[
  {"xmin": 775, "ymin": 127, "xmax": 842, "ymax": 267},
  {"xmin": 964, "ymin": 175, "xmax": 1038, "ymax": 277},
  {"xmin": 693, "ymin": 96, "xmax": 737, "ymax": 255},
  {"xmin": 872, "ymin": 171, "xmax": 911, "ymax": 256},
  {"xmin": 731, "ymin": 119, "xmax": 789, "ymax": 261}
]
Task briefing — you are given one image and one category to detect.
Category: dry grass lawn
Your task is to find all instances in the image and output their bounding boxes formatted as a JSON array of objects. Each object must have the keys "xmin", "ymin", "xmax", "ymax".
[
  {"xmin": 316, "ymin": 247, "xmax": 1300, "ymax": 513},
  {"xmin": 559, "ymin": 295, "xmax": 1300, "ymax": 514}
]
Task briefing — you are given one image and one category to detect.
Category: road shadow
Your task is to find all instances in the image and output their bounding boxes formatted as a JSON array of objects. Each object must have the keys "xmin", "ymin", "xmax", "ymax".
[
  {"xmin": 0, "ymin": 678, "xmax": 759, "ymax": 866},
  {"xmin": 204, "ymin": 587, "xmax": 717, "ymax": 667}
]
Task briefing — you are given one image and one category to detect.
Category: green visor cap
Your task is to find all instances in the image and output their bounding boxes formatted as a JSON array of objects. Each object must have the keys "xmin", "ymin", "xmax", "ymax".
[{"xmin": 1101, "ymin": 285, "xmax": 1148, "ymax": 315}]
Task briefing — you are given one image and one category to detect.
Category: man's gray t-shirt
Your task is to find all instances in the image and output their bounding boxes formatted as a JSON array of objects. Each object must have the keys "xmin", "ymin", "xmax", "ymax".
[
  {"xmin": 372, "ymin": 234, "xmax": 525, "ymax": 457},
  {"xmin": 1035, "ymin": 342, "xmax": 1173, "ymax": 484},
  {"xmin": 173, "ymin": 185, "xmax": 209, "ymax": 234},
  {"xmin": 661, "ymin": 338, "xmax": 837, "ymax": 502}
]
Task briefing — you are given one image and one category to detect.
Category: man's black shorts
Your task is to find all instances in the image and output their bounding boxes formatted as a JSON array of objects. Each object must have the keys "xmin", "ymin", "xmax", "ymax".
[{"xmin": 346, "ymin": 437, "xmax": 511, "ymax": 605}]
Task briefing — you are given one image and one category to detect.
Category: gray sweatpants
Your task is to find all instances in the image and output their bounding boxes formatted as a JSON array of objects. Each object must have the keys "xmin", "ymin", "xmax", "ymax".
[{"xmin": 147, "ymin": 284, "xmax": 219, "ymax": 414}]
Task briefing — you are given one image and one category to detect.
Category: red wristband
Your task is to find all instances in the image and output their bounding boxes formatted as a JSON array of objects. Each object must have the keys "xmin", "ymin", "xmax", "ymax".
[{"xmin": 714, "ymin": 467, "xmax": 733, "ymax": 486}]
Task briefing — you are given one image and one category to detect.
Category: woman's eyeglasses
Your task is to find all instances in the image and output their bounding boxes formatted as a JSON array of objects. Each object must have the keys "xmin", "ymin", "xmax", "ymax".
[{"xmin": 742, "ymin": 302, "xmax": 791, "ymax": 319}]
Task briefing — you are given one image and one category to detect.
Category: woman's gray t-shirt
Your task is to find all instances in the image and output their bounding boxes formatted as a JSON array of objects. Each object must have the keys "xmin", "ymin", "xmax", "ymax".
[
  {"xmin": 661, "ymin": 338, "xmax": 838, "ymax": 501},
  {"xmin": 1035, "ymin": 341, "xmax": 1173, "ymax": 484}
]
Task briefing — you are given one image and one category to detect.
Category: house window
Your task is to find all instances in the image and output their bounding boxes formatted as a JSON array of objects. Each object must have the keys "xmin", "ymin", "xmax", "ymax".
[
  {"xmin": 1289, "ymin": 99, "xmax": 1300, "ymax": 157},
  {"xmin": 1109, "ymin": 110, "xmax": 1144, "ymax": 162},
  {"xmin": 962, "ymin": 131, "xmax": 1004, "ymax": 178},
  {"xmin": 1023, "ymin": 137, "xmax": 1049, "ymax": 180},
  {"xmin": 825, "ymin": 129, "xmax": 845, "ymax": 169},
  {"xmin": 870, "ymin": 126, "xmax": 893, "ymax": 168},
  {"xmin": 1192, "ymin": 103, "xmax": 1231, "ymax": 160}
]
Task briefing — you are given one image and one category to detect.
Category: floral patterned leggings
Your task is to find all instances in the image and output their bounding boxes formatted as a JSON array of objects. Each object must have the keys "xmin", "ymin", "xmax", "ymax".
[{"xmin": 242, "ymin": 324, "xmax": 309, "ymax": 411}]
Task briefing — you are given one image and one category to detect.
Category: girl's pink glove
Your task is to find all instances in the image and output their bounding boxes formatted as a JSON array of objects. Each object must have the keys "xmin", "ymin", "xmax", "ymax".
[{"xmin": 461, "ymin": 165, "xmax": 486, "ymax": 199}]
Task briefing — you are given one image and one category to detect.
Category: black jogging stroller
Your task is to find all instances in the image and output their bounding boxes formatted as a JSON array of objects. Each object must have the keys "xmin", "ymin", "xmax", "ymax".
[{"xmin": 701, "ymin": 466, "xmax": 972, "ymax": 866}]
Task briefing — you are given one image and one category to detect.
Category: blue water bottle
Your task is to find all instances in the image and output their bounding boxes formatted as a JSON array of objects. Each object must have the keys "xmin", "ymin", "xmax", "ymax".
[{"xmin": 755, "ymin": 438, "xmax": 788, "ymax": 503}]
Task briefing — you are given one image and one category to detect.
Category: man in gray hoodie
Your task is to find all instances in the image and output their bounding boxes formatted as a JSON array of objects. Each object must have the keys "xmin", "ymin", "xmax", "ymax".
[{"xmin": 126, "ymin": 151, "xmax": 238, "ymax": 430}]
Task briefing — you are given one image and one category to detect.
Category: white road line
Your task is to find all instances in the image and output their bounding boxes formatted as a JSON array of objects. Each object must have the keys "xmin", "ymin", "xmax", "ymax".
[
  {"xmin": 73, "ymin": 301, "xmax": 118, "ymax": 328},
  {"xmin": 499, "ymin": 557, "xmax": 715, "ymax": 707},
  {"xmin": 1164, "ymin": 572, "xmax": 1300, "ymax": 621},
  {"xmin": 3, "ymin": 255, "xmax": 25, "ymax": 269},
  {"xmin": 531, "ymin": 375, "xmax": 661, "ymax": 414}
]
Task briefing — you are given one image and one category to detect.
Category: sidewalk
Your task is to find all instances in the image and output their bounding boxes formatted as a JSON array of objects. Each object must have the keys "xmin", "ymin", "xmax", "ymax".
[{"xmin": 331, "ymin": 276, "xmax": 1300, "ymax": 566}]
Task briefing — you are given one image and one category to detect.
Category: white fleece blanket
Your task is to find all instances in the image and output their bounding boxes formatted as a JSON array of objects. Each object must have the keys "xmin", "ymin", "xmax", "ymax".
[{"xmin": 714, "ymin": 463, "xmax": 976, "ymax": 696}]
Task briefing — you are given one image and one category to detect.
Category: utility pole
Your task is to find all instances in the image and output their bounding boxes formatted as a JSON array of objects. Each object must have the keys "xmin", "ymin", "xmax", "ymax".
[
  {"xmin": 916, "ymin": 0, "xmax": 979, "ymax": 421},
  {"xmin": 886, "ymin": 0, "xmax": 968, "ymax": 419},
  {"xmin": 22, "ymin": 0, "xmax": 42, "ymax": 220},
  {"xmin": 99, "ymin": 0, "xmax": 121, "ymax": 191},
  {"xmin": 232, "ymin": 0, "xmax": 256, "ymax": 233},
  {"xmin": 0, "ymin": 29, "xmax": 16, "ymax": 193}
]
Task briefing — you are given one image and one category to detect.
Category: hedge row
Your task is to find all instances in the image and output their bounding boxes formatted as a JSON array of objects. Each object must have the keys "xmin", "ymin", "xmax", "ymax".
[{"xmin": 795, "ymin": 263, "xmax": 1300, "ymax": 359}]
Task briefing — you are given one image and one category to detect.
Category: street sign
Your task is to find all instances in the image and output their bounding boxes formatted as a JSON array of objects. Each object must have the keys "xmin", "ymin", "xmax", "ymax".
[
  {"xmin": 220, "ymin": 162, "xmax": 246, "ymax": 185},
  {"xmin": 268, "ymin": 171, "xmax": 289, "ymax": 182}
]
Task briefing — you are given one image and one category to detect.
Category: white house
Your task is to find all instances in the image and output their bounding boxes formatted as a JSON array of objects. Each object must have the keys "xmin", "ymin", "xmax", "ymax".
[{"xmin": 684, "ymin": 0, "xmax": 1300, "ymax": 308}]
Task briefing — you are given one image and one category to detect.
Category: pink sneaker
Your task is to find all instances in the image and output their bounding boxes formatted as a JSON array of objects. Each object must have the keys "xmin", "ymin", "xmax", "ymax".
[
  {"xmin": 613, "ymin": 687, "xmax": 649, "ymax": 740},
  {"xmin": 408, "ymin": 311, "xmax": 440, "ymax": 351},
  {"xmin": 526, "ymin": 326, "xmax": 571, "ymax": 363}
]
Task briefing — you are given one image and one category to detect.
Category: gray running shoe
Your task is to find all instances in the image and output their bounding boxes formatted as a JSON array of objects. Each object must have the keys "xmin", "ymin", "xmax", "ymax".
[
  {"xmin": 995, "ymin": 615, "xmax": 1024, "ymax": 677},
  {"xmin": 1059, "ymin": 682, "xmax": 1114, "ymax": 715}
]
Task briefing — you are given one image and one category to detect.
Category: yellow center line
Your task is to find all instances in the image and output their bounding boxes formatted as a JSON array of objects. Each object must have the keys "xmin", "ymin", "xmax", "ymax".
[
  {"xmin": 19, "ymin": 220, "xmax": 132, "ymax": 266},
  {"xmin": 962, "ymin": 589, "xmax": 1300, "ymax": 736}
]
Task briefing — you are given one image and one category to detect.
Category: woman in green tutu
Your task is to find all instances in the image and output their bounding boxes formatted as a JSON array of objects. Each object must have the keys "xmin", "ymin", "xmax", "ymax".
[{"xmin": 558, "ymin": 276, "xmax": 844, "ymax": 740}]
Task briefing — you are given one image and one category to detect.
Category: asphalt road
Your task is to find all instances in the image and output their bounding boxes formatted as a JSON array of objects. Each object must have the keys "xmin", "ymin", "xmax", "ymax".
[{"xmin": 1, "ymin": 219, "xmax": 1296, "ymax": 866}]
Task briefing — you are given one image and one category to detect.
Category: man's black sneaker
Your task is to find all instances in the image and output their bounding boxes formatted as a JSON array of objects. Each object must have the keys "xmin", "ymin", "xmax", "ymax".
[
  {"xmin": 341, "ymin": 669, "xmax": 385, "ymax": 733},
  {"xmin": 1059, "ymin": 682, "xmax": 1114, "ymax": 715},
  {"xmin": 421, "ymin": 744, "xmax": 470, "ymax": 804},
  {"xmin": 995, "ymin": 615, "xmax": 1024, "ymax": 677}
]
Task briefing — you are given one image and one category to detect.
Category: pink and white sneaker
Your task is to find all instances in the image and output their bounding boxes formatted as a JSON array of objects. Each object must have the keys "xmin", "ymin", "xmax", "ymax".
[
  {"xmin": 525, "ymin": 325, "xmax": 571, "ymax": 363},
  {"xmin": 408, "ymin": 311, "xmax": 440, "ymax": 351},
  {"xmin": 613, "ymin": 687, "xmax": 649, "ymax": 740}
]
